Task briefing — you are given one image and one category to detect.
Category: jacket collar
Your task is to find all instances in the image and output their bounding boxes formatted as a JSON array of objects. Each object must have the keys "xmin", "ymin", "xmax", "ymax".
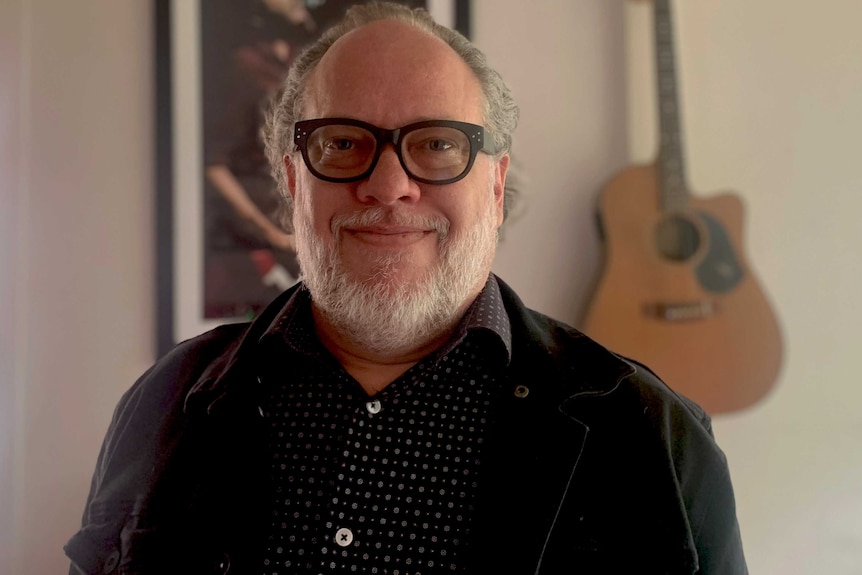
[
  {"xmin": 184, "ymin": 276, "xmax": 531, "ymax": 416},
  {"xmin": 182, "ymin": 284, "xmax": 305, "ymax": 417}
]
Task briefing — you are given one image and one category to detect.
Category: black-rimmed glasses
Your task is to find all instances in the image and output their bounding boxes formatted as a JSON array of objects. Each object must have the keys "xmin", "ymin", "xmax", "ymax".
[{"xmin": 293, "ymin": 118, "xmax": 497, "ymax": 185}]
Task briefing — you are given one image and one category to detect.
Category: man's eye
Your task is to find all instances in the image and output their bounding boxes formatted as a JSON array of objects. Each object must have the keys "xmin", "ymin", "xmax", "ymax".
[
  {"xmin": 323, "ymin": 138, "xmax": 356, "ymax": 152},
  {"xmin": 424, "ymin": 139, "xmax": 455, "ymax": 152}
]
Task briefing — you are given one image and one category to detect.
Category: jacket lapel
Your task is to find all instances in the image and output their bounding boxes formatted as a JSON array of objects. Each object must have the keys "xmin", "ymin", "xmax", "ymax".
[
  {"xmin": 468, "ymin": 370, "xmax": 590, "ymax": 574},
  {"xmin": 465, "ymin": 277, "xmax": 638, "ymax": 574}
]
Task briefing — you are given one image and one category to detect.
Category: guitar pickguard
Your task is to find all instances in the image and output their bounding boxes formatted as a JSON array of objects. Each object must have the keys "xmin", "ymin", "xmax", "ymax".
[{"xmin": 695, "ymin": 211, "xmax": 744, "ymax": 293}]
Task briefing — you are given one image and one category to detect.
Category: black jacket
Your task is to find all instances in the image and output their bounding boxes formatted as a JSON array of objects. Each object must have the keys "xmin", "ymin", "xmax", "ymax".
[{"xmin": 66, "ymin": 277, "xmax": 747, "ymax": 574}]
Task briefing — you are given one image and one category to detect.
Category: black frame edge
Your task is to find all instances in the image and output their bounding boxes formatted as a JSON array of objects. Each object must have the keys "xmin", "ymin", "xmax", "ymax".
[{"xmin": 155, "ymin": 0, "xmax": 174, "ymax": 358}]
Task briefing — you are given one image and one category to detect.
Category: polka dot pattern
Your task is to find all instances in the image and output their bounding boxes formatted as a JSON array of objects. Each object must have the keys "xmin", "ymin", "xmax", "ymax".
[{"xmin": 257, "ymin": 278, "xmax": 512, "ymax": 574}]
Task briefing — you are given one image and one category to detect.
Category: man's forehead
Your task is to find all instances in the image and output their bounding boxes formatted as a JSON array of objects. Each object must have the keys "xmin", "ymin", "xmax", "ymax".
[
  {"xmin": 303, "ymin": 20, "xmax": 484, "ymax": 125},
  {"xmin": 325, "ymin": 20, "xmax": 445, "ymax": 66}
]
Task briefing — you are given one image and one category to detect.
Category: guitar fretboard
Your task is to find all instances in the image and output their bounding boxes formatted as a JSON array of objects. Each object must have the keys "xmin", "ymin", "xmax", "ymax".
[{"xmin": 654, "ymin": 0, "xmax": 688, "ymax": 211}]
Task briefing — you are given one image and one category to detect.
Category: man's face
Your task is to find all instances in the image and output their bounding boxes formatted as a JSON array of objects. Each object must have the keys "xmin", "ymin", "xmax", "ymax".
[{"xmin": 285, "ymin": 20, "xmax": 509, "ymax": 353}]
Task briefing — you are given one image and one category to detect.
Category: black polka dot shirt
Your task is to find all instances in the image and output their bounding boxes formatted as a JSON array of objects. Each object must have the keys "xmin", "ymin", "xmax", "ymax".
[{"xmin": 256, "ymin": 277, "xmax": 512, "ymax": 574}]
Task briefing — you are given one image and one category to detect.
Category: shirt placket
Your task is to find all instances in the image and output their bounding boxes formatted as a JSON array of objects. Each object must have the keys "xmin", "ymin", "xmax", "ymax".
[{"xmin": 322, "ymin": 391, "xmax": 392, "ymax": 569}]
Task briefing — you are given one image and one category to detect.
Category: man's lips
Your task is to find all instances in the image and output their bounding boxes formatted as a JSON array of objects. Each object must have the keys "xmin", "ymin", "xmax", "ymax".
[{"xmin": 345, "ymin": 226, "xmax": 434, "ymax": 246}]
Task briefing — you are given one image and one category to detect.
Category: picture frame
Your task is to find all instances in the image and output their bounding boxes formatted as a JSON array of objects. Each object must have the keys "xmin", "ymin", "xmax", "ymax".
[{"xmin": 155, "ymin": 0, "xmax": 470, "ymax": 357}]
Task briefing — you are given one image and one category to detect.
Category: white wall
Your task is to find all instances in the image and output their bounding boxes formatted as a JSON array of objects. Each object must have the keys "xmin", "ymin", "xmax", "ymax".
[
  {"xmin": 482, "ymin": 1, "xmax": 629, "ymax": 322},
  {"xmin": 2, "ymin": 1, "xmax": 860, "ymax": 574},
  {"xmin": 1, "ymin": 1, "xmax": 155, "ymax": 574}
]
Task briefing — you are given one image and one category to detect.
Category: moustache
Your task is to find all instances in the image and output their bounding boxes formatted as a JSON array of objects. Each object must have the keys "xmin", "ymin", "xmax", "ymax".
[{"xmin": 331, "ymin": 208, "xmax": 451, "ymax": 241}]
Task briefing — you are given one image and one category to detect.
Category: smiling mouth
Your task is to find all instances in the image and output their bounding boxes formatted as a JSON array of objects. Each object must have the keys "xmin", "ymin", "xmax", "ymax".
[
  {"xmin": 346, "ymin": 227, "xmax": 434, "ymax": 246},
  {"xmin": 332, "ymin": 207, "xmax": 450, "ymax": 246}
]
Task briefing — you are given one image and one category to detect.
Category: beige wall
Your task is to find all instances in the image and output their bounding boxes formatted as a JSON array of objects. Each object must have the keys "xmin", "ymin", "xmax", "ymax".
[
  {"xmin": 2, "ymin": 1, "xmax": 860, "ymax": 573},
  {"xmin": 0, "ymin": 0, "xmax": 24, "ymax": 571}
]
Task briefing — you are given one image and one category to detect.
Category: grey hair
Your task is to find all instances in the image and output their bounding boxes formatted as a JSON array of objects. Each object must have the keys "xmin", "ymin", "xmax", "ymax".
[{"xmin": 262, "ymin": 1, "xmax": 520, "ymax": 227}]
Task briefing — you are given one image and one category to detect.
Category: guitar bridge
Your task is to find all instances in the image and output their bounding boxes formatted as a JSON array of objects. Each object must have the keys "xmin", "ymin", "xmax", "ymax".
[{"xmin": 644, "ymin": 301, "xmax": 717, "ymax": 321}]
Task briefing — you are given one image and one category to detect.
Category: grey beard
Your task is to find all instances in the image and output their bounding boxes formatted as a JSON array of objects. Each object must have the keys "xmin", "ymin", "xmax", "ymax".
[{"xmin": 293, "ymin": 197, "xmax": 499, "ymax": 356}]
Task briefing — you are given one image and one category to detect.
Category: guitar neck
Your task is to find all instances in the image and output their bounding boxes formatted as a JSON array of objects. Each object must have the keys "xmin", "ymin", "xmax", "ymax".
[{"xmin": 654, "ymin": 0, "xmax": 688, "ymax": 211}]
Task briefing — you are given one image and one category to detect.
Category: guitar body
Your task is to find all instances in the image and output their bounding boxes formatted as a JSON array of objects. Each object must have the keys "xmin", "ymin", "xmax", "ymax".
[{"xmin": 584, "ymin": 165, "xmax": 783, "ymax": 413}]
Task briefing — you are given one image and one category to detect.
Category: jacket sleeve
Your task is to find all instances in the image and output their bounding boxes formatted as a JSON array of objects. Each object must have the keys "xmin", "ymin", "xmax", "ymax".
[
  {"xmin": 562, "ymin": 354, "xmax": 749, "ymax": 574},
  {"xmin": 673, "ymin": 402, "xmax": 748, "ymax": 575},
  {"xmin": 63, "ymin": 328, "xmax": 234, "ymax": 575},
  {"xmin": 65, "ymin": 370, "xmax": 154, "ymax": 575}
]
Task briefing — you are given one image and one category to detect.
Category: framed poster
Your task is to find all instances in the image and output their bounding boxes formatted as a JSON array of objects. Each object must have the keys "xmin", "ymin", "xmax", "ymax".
[{"xmin": 155, "ymin": 0, "xmax": 470, "ymax": 356}]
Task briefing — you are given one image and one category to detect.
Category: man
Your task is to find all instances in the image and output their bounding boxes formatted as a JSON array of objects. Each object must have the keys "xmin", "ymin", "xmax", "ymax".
[{"xmin": 66, "ymin": 2, "xmax": 747, "ymax": 574}]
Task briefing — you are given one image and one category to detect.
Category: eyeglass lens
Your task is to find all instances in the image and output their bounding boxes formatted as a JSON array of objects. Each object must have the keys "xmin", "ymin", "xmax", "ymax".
[{"xmin": 305, "ymin": 124, "xmax": 472, "ymax": 183}]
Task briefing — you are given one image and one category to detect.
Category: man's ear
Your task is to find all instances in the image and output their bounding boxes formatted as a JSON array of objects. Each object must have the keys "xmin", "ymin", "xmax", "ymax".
[
  {"xmin": 284, "ymin": 154, "xmax": 298, "ymax": 200},
  {"xmin": 493, "ymin": 155, "xmax": 510, "ymax": 227}
]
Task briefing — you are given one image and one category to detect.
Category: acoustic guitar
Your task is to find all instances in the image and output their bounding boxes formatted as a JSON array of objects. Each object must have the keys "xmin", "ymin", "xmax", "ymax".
[{"xmin": 583, "ymin": 0, "xmax": 783, "ymax": 414}]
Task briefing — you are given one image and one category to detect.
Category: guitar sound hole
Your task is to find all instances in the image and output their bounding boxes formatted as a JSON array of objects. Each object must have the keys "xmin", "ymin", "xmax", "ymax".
[{"xmin": 655, "ymin": 215, "xmax": 701, "ymax": 261}]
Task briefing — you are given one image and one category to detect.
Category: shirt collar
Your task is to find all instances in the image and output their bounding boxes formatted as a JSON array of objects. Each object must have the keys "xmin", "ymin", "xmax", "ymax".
[
  {"xmin": 440, "ymin": 274, "xmax": 513, "ymax": 365},
  {"xmin": 259, "ymin": 283, "xmax": 321, "ymax": 358}
]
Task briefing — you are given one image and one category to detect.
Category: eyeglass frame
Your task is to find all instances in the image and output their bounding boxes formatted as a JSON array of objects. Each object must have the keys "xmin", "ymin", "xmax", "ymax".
[{"xmin": 292, "ymin": 117, "xmax": 498, "ymax": 185}]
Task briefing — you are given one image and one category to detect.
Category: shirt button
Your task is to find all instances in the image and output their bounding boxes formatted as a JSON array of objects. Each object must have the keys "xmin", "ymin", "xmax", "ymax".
[
  {"xmin": 365, "ymin": 400, "xmax": 382, "ymax": 415},
  {"xmin": 335, "ymin": 527, "xmax": 354, "ymax": 547}
]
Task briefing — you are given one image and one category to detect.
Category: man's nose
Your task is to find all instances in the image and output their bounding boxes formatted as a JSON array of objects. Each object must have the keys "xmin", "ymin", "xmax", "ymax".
[{"xmin": 355, "ymin": 145, "xmax": 421, "ymax": 205}]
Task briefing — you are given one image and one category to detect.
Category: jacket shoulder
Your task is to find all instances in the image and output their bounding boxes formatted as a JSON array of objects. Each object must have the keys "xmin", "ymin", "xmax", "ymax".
[
  {"xmin": 117, "ymin": 323, "xmax": 250, "ymax": 418},
  {"xmin": 98, "ymin": 322, "xmax": 250, "ymax": 473},
  {"xmin": 495, "ymin": 275, "xmax": 711, "ymax": 431},
  {"xmin": 65, "ymin": 323, "xmax": 252, "ymax": 573}
]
